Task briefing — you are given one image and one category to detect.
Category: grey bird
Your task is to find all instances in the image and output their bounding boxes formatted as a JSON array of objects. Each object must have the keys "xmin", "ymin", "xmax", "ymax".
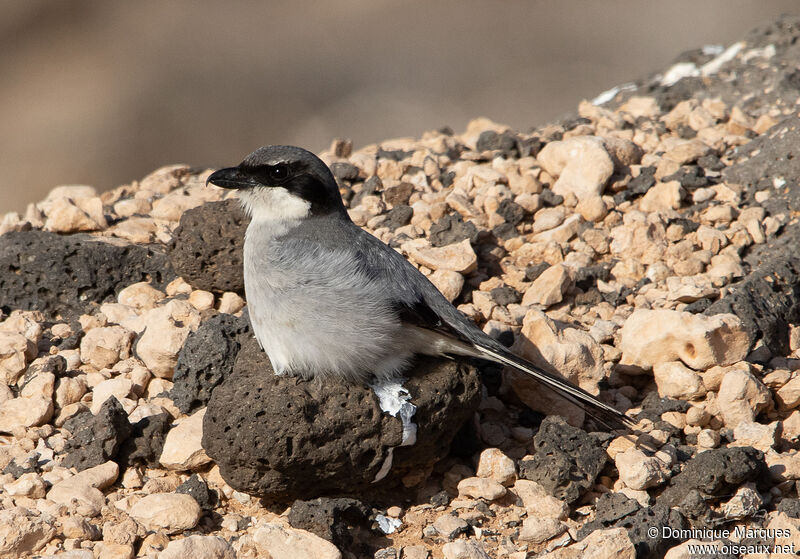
[{"xmin": 207, "ymin": 145, "xmax": 634, "ymax": 431}]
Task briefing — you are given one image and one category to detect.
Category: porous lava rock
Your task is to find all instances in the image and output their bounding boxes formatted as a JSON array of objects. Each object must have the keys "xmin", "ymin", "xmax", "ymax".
[
  {"xmin": 288, "ymin": 497, "xmax": 371, "ymax": 553},
  {"xmin": 0, "ymin": 230, "xmax": 174, "ymax": 318},
  {"xmin": 170, "ymin": 312, "xmax": 252, "ymax": 414},
  {"xmin": 202, "ymin": 336, "xmax": 481, "ymax": 501},
  {"xmin": 705, "ymin": 253, "xmax": 800, "ymax": 356},
  {"xmin": 658, "ymin": 447, "xmax": 767, "ymax": 509},
  {"xmin": 117, "ymin": 412, "xmax": 172, "ymax": 468},
  {"xmin": 517, "ymin": 415, "xmax": 609, "ymax": 504},
  {"xmin": 176, "ymin": 473, "xmax": 218, "ymax": 511},
  {"xmin": 61, "ymin": 397, "xmax": 132, "ymax": 472},
  {"xmin": 579, "ymin": 497, "xmax": 687, "ymax": 559},
  {"xmin": 168, "ymin": 199, "xmax": 248, "ymax": 294}
]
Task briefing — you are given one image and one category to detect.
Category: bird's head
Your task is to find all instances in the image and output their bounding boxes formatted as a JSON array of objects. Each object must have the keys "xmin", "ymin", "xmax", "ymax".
[{"xmin": 206, "ymin": 145, "xmax": 347, "ymax": 221}]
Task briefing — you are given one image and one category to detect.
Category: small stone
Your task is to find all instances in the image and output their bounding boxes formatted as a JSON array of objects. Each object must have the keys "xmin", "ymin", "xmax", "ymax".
[
  {"xmin": 777, "ymin": 376, "xmax": 800, "ymax": 410},
  {"xmin": 129, "ymin": 493, "xmax": 202, "ymax": 534},
  {"xmin": 139, "ymin": 164, "xmax": 189, "ymax": 193},
  {"xmin": 403, "ymin": 239, "xmax": 478, "ymax": 274},
  {"xmin": 441, "ymin": 540, "xmax": 492, "ymax": 559},
  {"xmin": 159, "ymin": 535, "xmax": 236, "ymax": 559},
  {"xmin": 639, "ymin": 181, "xmax": 683, "ymax": 212},
  {"xmin": 80, "ymin": 326, "xmax": 135, "ymax": 370},
  {"xmin": 575, "ymin": 196, "xmax": 608, "ymax": 222},
  {"xmin": 522, "ymin": 264, "xmax": 570, "ymax": 307},
  {"xmin": 253, "ymin": 522, "xmax": 342, "ymax": 559},
  {"xmin": 117, "ymin": 282, "xmax": 165, "ymax": 311},
  {"xmin": 0, "ymin": 507, "xmax": 57, "ymax": 556},
  {"xmin": 537, "ymin": 527, "xmax": 634, "ymax": 559},
  {"xmin": 94, "ymin": 543, "xmax": 134, "ymax": 559},
  {"xmin": 445, "ymin": 192, "xmax": 480, "ymax": 218},
  {"xmin": 533, "ymin": 214, "xmax": 582, "ymax": 243},
  {"xmin": 151, "ymin": 191, "xmax": 206, "ymax": 221},
  {"xmin": 166, "ymin": 277, "xmax": 193, "ymax": 297},
  {"xmin": 61, "ymin": 397, "xmax": 131, "ymax": 470},
  {"xmin": 429, "ymin": 270, "xmax": 465, "ymax": 302},
  {"xmin": 188, "ymin": 290, "xmax": 215, "ymax": 311},
  {"xmin": 402, "ymin": 545, "xmax": 430, "ymax": 559},
  {"xmin": 537, "ymin": 136, "xmax": 614, "ymax": 201},
  {"xmin": 509, "ymin": 309, "xmax": 605, "ymax": 424},
  {"xmin": 618, "ymin": 309, "xmax": 751, "ymax": 372},
  {"xmin": 374, "ymin": 548, "xmax": 399, "ymax": 559},
  {"xmin": 0, "ymin": 332, "xmax": 34, "ymax": 385},
  {"xmin": 3, "ymin": 472, "xmax": 46, "ymax": 498},
  {"xmin": 457, "ymin": 477, "xmax": 507, "ymax": 501},
  {"xmin": 717, "ymin": 368, "xmax": 771, "ymax": 428},
  {"xmin": 160, "ymin": 408, "xmax": 211, "ymax": 470},
  {"xmin": 218, "ymin": 292, "xmax": 245, "ymax": 314},
  {"xmin": 60, "ymin": 516, "xmax": 100, "ymax": 540},
  {"xmin": 0, "ymin": 396, "xmax": 53, "ymax": 433},
  {"xmin": 433, "ymin": 514, "xmax": 469, "ymax": 539},
  {"xmin": 91, "ymin": 377, "xmax": 134, "ymax": 414},
  {"xmin": 653, "ymin": 361, "xmax": 706, "ymax": 400},
  {"xmin": 121, "ymin": 468, "xmax": 143, "ymax": 489},
  {"xmin": 615, "ymin": 448, "xmax": 670, "ymax": 490},
  {"xmin": 696, "ymin": 428, "xmax": 720, "ymax": 448},
  {"xmin": 518, "ymin": 517, "xmax": 566, "ymax": 544},
  {"xmin": 114, "ymin": 197, "xmax": 151, "ymax": 217},
  {"xmin": 475, "ymin": 448, "xmax": 516, "ymax": 486},
  {"xmin": 663, "ymin": 139, "xmax": 710, "ymax": 164},
  {"xmin": 386, "ymin": 506, "xmax": 402, "ymax": 518},
  {"xmin": 685, "ymin": 406, "xmax": 710, "ymax": 427},
  {"xmin": 533, "ymin": 207, "xmax": 566, "ymax": 233},
  {"xmin": 47, "ymin": 460, "xmax": 118, "ymax": 516},
  {"xmin": 732, "ymin": 421, "xmax": 778, "ymax": 452},
  {"xmin": 511, "ymin": 480, "xmax": 569, "ymax": 519},
  {"xmin": 619, "ymin": 96, "xmax": 659, "ymax": 118},
  {"xmin": 20, "ymin": 368, "xmax": 56, "ymax": 401},
  {"xmin": 135, "ymin": 300, "xmax": 201, "ymax": 378},
  {"xmin": 45, "ymin": 185, "xmax": 98, "ymax": 201},
  {"xmin": 43, "ymin": 197, "xmax": 106, "ymax": 233}
]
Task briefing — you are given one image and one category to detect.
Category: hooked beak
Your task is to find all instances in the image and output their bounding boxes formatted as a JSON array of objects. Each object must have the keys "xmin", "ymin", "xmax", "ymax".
[{"xmin": 206, "ymin": 166, "xmax": 261, "ymax": 189}]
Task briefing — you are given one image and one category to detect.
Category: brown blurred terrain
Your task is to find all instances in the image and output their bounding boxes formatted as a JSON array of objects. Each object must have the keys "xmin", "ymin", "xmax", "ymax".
[{"xmin": 2, "ymin": 0, "xmax": 798, "ymax": 213}]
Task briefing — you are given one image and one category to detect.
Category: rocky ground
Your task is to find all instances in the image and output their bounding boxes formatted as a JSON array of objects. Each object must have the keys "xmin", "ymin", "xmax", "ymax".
[{"xmin": 4, "ymin": 14, "xmax": 800, "ymax": 559}]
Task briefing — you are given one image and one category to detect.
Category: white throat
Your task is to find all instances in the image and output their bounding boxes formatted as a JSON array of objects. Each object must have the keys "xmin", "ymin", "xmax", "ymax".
[{"xmin": 238, "ymin": 186, "xmax": 311, "ymax": 223}]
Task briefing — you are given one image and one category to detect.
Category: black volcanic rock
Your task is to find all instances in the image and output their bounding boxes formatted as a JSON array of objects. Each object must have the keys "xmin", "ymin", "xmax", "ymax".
[
  {"xmin": 202, "ymin": 335, "xmax": 481, "ymax": 501},
  {"xmin": 61, "ymin": 398, "xmax": 132, "ymax": 471},
  {"xmin": 0, "ymin": 230, "xmax": 174, "ymax": 319},
  {"xmin": 168, "ymin": 199, "xmax": 248, "ymax": 294},
  {"xmin": 288, "ymin": 497, "xmax": 371, "ymax": 551},
  {"xmin": 517, "ymin": 416, "xmax": 608, "ymax": 505},
  {"xmin": 659, "ymin": 447, "xmax": 767, "ymax": 509},
  {"xmin": 170, "ymin": 312, "xmax": 252, "ymax": 414},
  {"xmin": 117, "ymin": 412, "xmax": 172, "ymax": 469}
]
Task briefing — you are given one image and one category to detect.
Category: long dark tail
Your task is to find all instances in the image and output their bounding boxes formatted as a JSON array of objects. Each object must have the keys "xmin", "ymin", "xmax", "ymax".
[{"xmin": 474, "ymin": 342, "xmax": 637, "ymax": 432}]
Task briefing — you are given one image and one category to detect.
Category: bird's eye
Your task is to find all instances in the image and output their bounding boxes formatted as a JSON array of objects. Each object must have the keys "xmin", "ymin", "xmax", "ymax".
[{"xmin": 269, "ymin": 164, "xmax": 290, "ymax": 181}]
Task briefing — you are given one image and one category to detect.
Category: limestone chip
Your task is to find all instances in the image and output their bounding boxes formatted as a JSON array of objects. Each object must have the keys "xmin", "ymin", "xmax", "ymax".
[
  {"xmin": 618, "ymin": 309, "xmax": 751, "ymax": 372},
  {"xmin": 160, "ymin": 407, "xmax": 211, "ymax": 470},
  {"xmin": 509, "ymin": 309, "xmax": 604, "ymax": 424},
  {"xmin": 0, "ymin": 507, "xmax": 57, "ymax": 556},
  {"xmin": 537, "ymin": 136, "xmax": 614, "ymax": 201},
  {"xmin": 135, "ymin": 300, "xmax": 202, "ymax": 378},
  {"xmin": 129, "ymin": 493, "xmax": 202, "ymax": 533},
  {"xmin": 80, "ymin": 326, "xmax": 135, "ymax": 370},
  {"xmin": 717, "ymin": 368, "xmax": 772, "ymax": 428},
  {"xmin": 159, "ymin": 535, "xmax": 237, "ymax": 559},
  {"xmin": 403, "ymin": 238, "xmax": 478, "ymax": 274},
  {"xmin": 253, "ymin": 522, "xmax": 342, "ymax": 559}
]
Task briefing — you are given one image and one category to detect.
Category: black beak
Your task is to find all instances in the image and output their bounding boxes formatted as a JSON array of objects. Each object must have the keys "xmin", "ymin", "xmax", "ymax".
[{"xmin": 206, "ymin": 166, "xmax": 261, "ymax": 189}]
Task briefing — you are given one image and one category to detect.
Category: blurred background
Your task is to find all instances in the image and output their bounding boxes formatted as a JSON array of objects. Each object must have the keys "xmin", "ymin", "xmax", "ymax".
[{"xmin": 2, "ymin": 0, "xmax": 798, "ymax": 213}]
